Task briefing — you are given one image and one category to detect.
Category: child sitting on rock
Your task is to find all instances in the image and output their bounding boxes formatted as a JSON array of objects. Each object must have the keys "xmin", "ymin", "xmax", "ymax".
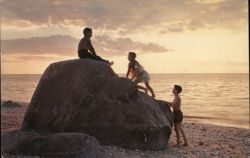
[
  {"xmin": 126, "ymin": 52, "xmax": 155, "ymax": 98},
  {"xmin": 167, "ymin": 85, "xmax": 188, "ymax": 147},
  {"xmin": 78, "ymin": 27, "xmax": 113, "ymax": 65}
]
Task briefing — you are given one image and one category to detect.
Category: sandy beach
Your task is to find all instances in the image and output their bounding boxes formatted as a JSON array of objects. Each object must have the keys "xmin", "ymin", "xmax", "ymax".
[{"xmin": 1, "ymin": 101, "xmax": 250, "ymax": 158}]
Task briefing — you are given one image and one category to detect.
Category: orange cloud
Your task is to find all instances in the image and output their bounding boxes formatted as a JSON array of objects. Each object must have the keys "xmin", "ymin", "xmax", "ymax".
[
  {"xmin": 2, "ymin": 0, "xmax": 247, "ymax": 34},
  {"xmin": 2, "ymin": 34, "xmax": 170, "ymax": 60}
]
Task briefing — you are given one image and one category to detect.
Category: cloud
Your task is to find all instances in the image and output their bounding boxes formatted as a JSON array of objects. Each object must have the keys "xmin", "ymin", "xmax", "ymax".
[
  {"xmin": 1, "ymin": 54, "xmax": 62, "ymax": 63},
  {"xmin": 159, "ymin": 0, "xmax": 248, "ymax": 33},
  {"xmin": 2, "ymin": 35, "xmax": 78, "ymax": 56},
  {"xmin": 159, "ymin": 22, "xmax": 185, "ymax": 33},
  {"xmin": 94, "ymin": 35, "xmax": 170, "ymax": 56},
  {"xmin": 2, "ymin": 0, "xmax": 248, "ymax": 34},
  {"xmin": 2, "ymin": 34, "xmax": 170, "ymax": 60}
]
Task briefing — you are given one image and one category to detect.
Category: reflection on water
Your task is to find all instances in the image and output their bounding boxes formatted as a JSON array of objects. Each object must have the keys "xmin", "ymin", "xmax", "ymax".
[{"xmin": 1, "ymin": 73, "xmax": 249, "ymax": 129}]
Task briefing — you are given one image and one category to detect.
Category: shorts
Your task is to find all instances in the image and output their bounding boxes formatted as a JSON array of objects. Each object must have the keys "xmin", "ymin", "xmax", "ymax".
[
  {"xmin": 173, "ymin": 110, "xmax": 183, "ymax": 124},
  {"xmin": 135, "ymin": 71, "xmax": 150, "ymax": 83}
]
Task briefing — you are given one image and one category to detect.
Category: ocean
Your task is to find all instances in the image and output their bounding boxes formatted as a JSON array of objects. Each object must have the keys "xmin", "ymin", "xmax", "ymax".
[{"xmin": 1, "ymin": 73, "xmax": 249, "ymax": 129}]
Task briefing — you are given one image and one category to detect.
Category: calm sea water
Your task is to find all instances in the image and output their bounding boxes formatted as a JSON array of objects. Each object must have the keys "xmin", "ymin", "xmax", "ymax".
[{"xmin": 1, "ymin": 74, "xmax": 249, "ymax": 129}]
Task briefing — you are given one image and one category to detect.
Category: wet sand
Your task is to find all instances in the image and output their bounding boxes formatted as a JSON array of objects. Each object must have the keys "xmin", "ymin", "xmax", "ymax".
[{"xmin": 1, "ymin": 101, "xmax": 250, "ymax": 158}]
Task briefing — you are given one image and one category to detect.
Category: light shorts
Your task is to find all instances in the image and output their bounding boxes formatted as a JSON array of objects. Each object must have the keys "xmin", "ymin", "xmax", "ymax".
[{"xmin": 135, "ymin": 71, "xmax": 150, "ymax": 83}]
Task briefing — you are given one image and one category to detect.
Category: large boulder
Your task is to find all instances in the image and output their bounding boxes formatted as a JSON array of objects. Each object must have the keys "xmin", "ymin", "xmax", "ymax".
[
  {"xmin": 4, "ymin": 132, "xmax": 106, "ymax": 158},
  {"xmin": 21, "ymin": 59, "xmax": 173, "ymax": 150}
]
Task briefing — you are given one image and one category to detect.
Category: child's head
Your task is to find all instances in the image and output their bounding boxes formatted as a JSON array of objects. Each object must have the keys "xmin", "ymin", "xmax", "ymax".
[
  {"xmin": 173, "ymin": 85, "xmax": 182, "ymax": 95},
  {"xmin": 83, "ymin": 27, "xmax": 92, "ymax": 38},
  {"xmin": 128, "ymin": 52, "xmax": 136, "ymax": 61}
]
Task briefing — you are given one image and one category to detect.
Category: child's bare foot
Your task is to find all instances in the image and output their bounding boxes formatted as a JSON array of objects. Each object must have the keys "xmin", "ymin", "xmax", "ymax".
[
  {"xmin": 109, "ymin": 61, "xmax": 114, "ymax": 66},
  {"xmin": 152, "ymin": 94, "xmax": 155, "ymax": 98}
]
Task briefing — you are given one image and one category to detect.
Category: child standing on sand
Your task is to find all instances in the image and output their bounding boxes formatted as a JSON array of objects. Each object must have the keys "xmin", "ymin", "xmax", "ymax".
[
  {"xmin": 78, "ymin": 27, "xmax": 113, "ymax": 65},
  {"xmin": 126, "ymin": 52, "xmax": 155, "ymax": 98},
  {"xmin": 167, "ymin": 85, "xmax": 188, "ymax": 147}
]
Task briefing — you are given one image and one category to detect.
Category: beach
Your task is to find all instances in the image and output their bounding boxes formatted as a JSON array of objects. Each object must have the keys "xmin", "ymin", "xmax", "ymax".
[{"xmin": 1, "ymin": 101, "xmax": 249, "ymax": 158}]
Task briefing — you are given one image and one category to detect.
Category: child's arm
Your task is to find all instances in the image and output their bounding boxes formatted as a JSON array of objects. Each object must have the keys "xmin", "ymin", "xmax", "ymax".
[
  {"xmin": 131, "ymin": 69, "xmax": 139, "ymax": 81},
  {"xmin": 87, "ymin": 39, "xmax": 97, "ymax": 55},
  {"xmin": 166, "ymin": 97, "xmax": 177, "ymax": 107},
  {"xmin": 131, "ymin": 71, "xmax": 137, "ymax": 81},
  {"xmin": 126, "ymin": 62, "xmax": 132, "ymax": 78},
  {"xmin": 126, "ymin": 68, "xmax": 131, "ymax": 78}
]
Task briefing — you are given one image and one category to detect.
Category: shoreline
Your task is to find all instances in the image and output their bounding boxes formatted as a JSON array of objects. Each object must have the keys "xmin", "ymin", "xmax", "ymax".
[
  {"xmin": 1, "ymin": 100, "xmax": 248, "ymax": 130},
  {"xmin": 1, "ymin": 101, "xmax": 250, "ymax": 157}
]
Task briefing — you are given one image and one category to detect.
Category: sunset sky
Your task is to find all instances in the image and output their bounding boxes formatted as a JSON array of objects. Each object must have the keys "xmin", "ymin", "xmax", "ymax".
[{"xmin": 1, "ymin": 0, "xmax": 248, "ymax": 74}]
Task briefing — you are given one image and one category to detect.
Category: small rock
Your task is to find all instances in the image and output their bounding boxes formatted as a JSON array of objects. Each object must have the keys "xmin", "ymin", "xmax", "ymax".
[
  {"xmin": 108, "ymin": 153, "xmax": 113, "ymax": 156},
  {"xmin": 229, "ymin": 145, "xmax": 234, "ymax": 149},
  {"xmin": 199, "ymin": 141, "xmax": 204, "ymax": 145},
  {"xmin": 1, "ymin": 101, "xmax": 22, "ymax": 108},
  {"xmin": 4, "ymin": 133, "xmax": 106, "ymax": 157}
]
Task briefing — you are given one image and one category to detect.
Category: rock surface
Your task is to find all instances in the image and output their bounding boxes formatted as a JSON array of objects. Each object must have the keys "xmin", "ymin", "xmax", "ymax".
[
  {"xmin": 157, "ymin": 100, "xmax": 174, "ymax": 127},
  {"xmin": 4, "ymin": 131, "xmax": 106, "ymax": 158},
  {"xmin": 21, "ymin": 59, "xmax": 173, "ymax": 150}
]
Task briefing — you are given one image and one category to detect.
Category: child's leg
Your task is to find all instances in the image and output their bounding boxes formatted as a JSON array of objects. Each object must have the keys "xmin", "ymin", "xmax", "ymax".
[
  {"xmin": 179, "ymin": 123, "xmax": 188, "ymax": 146},
  {"xmin": 137, "ymin": 85, "xmax": 148, "ymax": 94},
  {"xmin": 144, "ymin": 82, "xmax": 155, "ymax": 98},
  {"xmin": 80, "ymin": 51, "xmax": 111, "ymax": 64},
  {"xmin": 90, "ymin": 54, "xmax": 111, "ymax": 64},
  {"xmin": 174, "ymin": 123, "xmax": 181, "ymax": 146}
]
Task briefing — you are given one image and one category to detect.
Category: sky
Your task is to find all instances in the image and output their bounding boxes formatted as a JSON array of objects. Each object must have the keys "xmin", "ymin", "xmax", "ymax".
[{"xmin": 0, "ymin": 0, "xmax": 249, "ymax": 74}]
